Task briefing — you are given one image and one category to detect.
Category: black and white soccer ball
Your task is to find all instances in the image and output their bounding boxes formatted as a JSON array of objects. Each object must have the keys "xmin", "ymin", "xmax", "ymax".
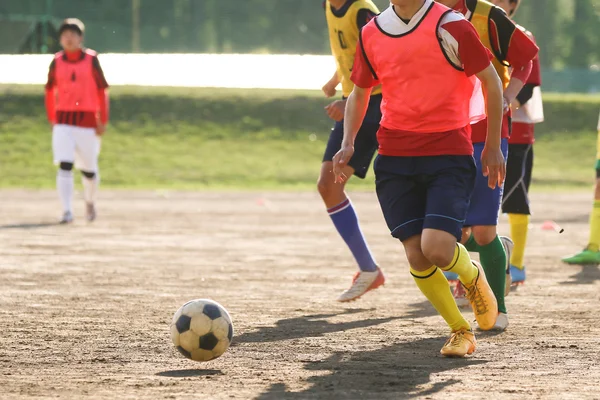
[{"xmin": 170, "ymin": 299, "xmax": 233, "ymax": 362}]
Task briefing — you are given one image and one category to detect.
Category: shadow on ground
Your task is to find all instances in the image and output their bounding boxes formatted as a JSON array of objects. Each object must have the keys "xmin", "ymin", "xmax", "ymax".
[
  {"xmin": 0, "ymin": 222, "xmax": 59, "ymax": 230},
  {"xmin": 560, "ymin": 264, "xmax": 600, "ymax": 285},
  {"xmin": 156, "ymin": 369, "xmax": 222, "ymax": 378},
  {"xmin": 256, "ymin": 336, "xmax": 486, "ymax": 399},
  {"xmin": 237, "ymin": 302, "xmax": 437, "ymax": 344}
]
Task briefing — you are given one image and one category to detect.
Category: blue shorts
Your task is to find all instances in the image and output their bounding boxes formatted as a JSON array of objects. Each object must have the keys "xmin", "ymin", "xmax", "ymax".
[
  {"xmin": 375, "ymin": 154, "xmax": 476, "ymax": 242},
  {"xmin": 464, "ymin": 139, "xmax": 509, "ymax": 226},
  {"xmin": 322, "ymin": 94, "xmax": 381, "ymax": 179}
]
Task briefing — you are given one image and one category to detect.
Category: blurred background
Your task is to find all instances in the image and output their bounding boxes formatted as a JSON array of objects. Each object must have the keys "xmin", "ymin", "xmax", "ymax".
[
  {"xmin": 0, "ymin": 0, "xmax": 599, "ymax": 191},
  {"xmin": 1, "ymin": 0, "xmax": 599, "ymax": 91}
]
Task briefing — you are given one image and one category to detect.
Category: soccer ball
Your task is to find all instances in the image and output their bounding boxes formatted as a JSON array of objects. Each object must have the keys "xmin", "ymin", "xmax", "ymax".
[{"xmin": 170, "ymin": 299, "xmax": 233, "ymax": 362}]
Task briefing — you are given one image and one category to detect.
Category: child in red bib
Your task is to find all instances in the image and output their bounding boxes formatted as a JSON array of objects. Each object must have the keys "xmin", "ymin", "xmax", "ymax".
[
  {"xmin": 334, "ymin": 0, "xmax": 505, "ymax": 357},
  {"xmin": 45, "ymin": 18, "xmax": 109, "ymax": 224}
]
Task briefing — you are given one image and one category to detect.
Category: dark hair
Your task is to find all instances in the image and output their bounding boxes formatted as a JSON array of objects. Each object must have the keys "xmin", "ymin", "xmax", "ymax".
[
  {"xmin": 509, "ymin": 0, "xmax": 521, "ymax": 16},
  {"xmin": 58, "ymin": 18, "xmax": 85, "ymax": 36}
]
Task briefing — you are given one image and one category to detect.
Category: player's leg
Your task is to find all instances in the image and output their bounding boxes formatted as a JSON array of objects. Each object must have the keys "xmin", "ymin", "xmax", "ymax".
[
  {"xmin": 563, "ymin": 131, "xmax": 600, "ymax": 264},
  {"xmin": 73, "ymin": 127, "xmax": 100, "ymax": 221},
  {"xmin": 464, "ymin": 140, "xmax": 510, "ymax": 329},
  {"xmin": 422, "ymin": 156, "xmax": 498, "ymax": 331},
  {"xmin": 502, "ymin": 144, "xmax": 533, "ymax": 284},
  {"xmin": 52, "ymin": 124, "xmax": 76, "ymax": 223},
  {"xmin": 319, "ymin": 120, "xmax": 383, "ymax": 302}
]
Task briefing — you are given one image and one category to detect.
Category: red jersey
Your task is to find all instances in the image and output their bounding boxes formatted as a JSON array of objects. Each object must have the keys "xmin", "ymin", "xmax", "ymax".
[
  {"xmin": 45, "ymin": 48, "xmax": 109, "ymax": 129},
  {"xmin": 453, "ymin": 0, "xmax": 539, "ymax": 143},
  {"xmin": 351, "ymin": 0, "xmax": 492, "ymax": 156},
  {"xmin": 511, "ymin": 29, "xmax": 542, "ymax": 144}
]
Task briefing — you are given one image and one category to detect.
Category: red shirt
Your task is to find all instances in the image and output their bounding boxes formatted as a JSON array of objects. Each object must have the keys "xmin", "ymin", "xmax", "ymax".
[
  {"xmin": 511, "ymin": 31, "xmax": 542, "ymax": 144},
  {"xmin": 351, "ymin": 2, "xmax": 492, "ymax": 156},
  {"xmin": 45, "ymin": 49, "xmax": 109, "ymax": 128},
  {"xmin": 453, "ymin": 0, "xmax": 539, "ymax": 143}
]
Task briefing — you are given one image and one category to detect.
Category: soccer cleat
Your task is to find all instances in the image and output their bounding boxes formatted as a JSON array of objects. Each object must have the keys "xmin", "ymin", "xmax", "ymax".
[
  {"xmin": 59, "ymin": 211, "xmax": 73, "ymax": 224},
  {"xmin": 562, "ymin": 249, "xmax": 600, "ymax": 265},
  {"xmin": 509, "ymin": 265, "xmax": 526, "ymax": 284},
  {"xmin": 452, "ymin": 281, "xmax": 470, "ymax": 308},
  {"xmin": 337, "ymin": 267, "xmax": 385, "ymax": 302},
  {"xmin": 440, "ymin": 328, "xmax": 476, "ymax": 357},
  {"xmin": 500, "ymin": 236, "xmax": 514, "ymax": 296},
  {"xmin": 86, "ymin": 202, "xmax": 96, "ymax": 222},
  {"xmin": 462, "ymin": 261, "xmax": 498, "ymax": 331}
]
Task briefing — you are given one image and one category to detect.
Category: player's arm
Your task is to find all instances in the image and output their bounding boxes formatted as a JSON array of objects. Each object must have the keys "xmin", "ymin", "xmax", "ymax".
[
  {"xmin": 332, "ymin": 37, "xmax": 376, "ymax": 182},
  {"xmin": 92, "ymin": 55, "xmax": 110, "ymax": 134},
  {"xmin": 44, "ymin": 60, "xmax": 57, "ymax": 125},
  {"xmin": 440, "ymin": 13, "xmax": 505, "ymax": 188},
  {"xmin": 514, "ymin": 34, "xmax": 541, "ymax": 108},
  {"xmin": 322, "ymin": 70, "xmax": 340, "ymax": 98},
  {"xmin": 488, "ymin": 7, "xmax": 539, "ymax": 107}
]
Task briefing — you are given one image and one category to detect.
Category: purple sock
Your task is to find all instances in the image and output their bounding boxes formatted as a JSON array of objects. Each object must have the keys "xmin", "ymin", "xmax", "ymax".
[{"xmin": 328, "ymin": 199, "xmax": 378, "ymax": 272}]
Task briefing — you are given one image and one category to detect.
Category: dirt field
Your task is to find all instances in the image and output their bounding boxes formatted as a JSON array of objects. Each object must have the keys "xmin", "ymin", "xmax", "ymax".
[{"xmin": 1, "ymin": 190, "xmax": 599, "ymax": 400}]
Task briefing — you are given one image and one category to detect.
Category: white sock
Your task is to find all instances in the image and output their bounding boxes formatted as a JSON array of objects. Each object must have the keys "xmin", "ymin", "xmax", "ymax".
[
  {"xmin": 57, "ymin": 170, "xmax": 73, "ymax": 213},
  {"xmin": 82, "ymin": 174, "xmax": 98, "ymax": 204}
]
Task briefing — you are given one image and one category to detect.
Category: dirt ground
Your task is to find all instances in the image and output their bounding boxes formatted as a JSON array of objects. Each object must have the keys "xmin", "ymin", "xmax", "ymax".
[{"xmin": 1, "ymin": 190, "xmax": 599, "ymax": 400}]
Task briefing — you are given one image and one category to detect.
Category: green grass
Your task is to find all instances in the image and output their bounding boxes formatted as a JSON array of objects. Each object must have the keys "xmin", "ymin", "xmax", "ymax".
[{"xmin": 0, "ymin": 85, "xmax": 598, "ymax": 190}]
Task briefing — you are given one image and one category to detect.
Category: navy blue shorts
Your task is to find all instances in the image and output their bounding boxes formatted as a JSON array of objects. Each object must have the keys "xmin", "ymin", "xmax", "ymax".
[
  {"xmin": 322, "ymin": 94, "xmax": 381, "ymax": 179},
  {"xmin": 375, "ymin": 154, "xmax": 476, "ymax": 242},
  {"xmin": 465, "ymin": 139, "xmax": 509, "ymax": 226}
]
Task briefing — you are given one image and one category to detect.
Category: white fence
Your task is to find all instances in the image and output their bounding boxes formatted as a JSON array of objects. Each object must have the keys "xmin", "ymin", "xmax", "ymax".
[{"xmin": 0, "ymin": 54, "xmax": 337, "ymax": 90}]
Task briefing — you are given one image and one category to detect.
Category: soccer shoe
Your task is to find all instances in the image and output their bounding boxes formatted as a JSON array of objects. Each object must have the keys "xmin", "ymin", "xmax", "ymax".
[
  {"xmin": 86, "ymin": 202, "xmax": 96, "ymax": 222},
  {"xmin": 477, "ymin": 312, "xmax": 509, "ymax": 331},
  {"xmin": 500, "ymin": 236, "xmax": 514, "ymax": 296},
  {"xmin": 59, "ymin": 211, "xmax": 73, "ymax": 224},
  {"xmin": 462, "ymin": 261, "xmax": 498, "ymax": 331},
  {"xmin": 337, "ymin": 267, "xmax": 385, "ymax": 302},
  {"xmin": 562, "ymin": 249, "xmax": 600, "ymax": 265},
  {"xmin": 509, "ymin": 265, "xmax": 526, "ymax": 284},
  {"xmin": 440, "ymin": 328, "xmax": 476, "ymax": 357},
  {"xmin": 452, "ymin": 281, "xmax": 470, "ymax": 308}
]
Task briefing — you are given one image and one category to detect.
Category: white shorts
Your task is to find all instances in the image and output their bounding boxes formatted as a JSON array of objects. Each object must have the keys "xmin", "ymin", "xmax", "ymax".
[{"xmin": 52, "ymin": 124, "xmax": 101, "ymax": 172}]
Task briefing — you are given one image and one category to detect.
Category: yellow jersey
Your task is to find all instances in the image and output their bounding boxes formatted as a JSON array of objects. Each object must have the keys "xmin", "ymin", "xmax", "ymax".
[
  {"xmin": 325, "ymin": 0, "xmax": 380, "ymax": 97},
  {"xmin": 469, "ymin": 0, "xmax": 511, "ymax": 89}
]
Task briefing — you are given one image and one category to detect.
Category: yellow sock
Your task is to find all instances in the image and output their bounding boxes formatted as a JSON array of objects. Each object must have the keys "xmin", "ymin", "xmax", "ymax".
[
  {"xmin": 508, "ymin": 213, "xmax": 529, "ymax": 269},
  {"xmin": 439, "ymin": 243, "xmax": 478, "ymax": 286},
  {"xmin": 588, "ymin": 201, "xmax": 600, "ymax": 252},
  {"xmin": 410, "ymin": 265, "xmax": 471, "ymax": 332}
]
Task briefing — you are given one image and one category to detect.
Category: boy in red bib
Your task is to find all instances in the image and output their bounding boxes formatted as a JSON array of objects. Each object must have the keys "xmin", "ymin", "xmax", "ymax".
[
  {"xmin": 45, "ymin": 18, "xmax": 109, "ymax": 223},
  {"xmin": 334, "ymin": 0, "xmax": 505, "ymax": 357}
]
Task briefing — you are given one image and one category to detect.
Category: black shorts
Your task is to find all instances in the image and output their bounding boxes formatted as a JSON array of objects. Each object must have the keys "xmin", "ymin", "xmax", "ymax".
[
  {"xmin": 322, "ymin": 94, "xmax": 381, "ymax": 179},
  {"xmin": 501, "ymin": 144, "xmax": 534, "ymax": 215},
  {"xmin": 375, "ymin": 154, "xmax": 476, "ymax": 242}
]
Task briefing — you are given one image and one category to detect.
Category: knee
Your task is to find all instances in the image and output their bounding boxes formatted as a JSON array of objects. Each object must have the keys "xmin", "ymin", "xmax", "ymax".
[
  {"xmin": 403, "ymin": 238, "xmax": 431, "ymax": 271},
  {"xmin": 317, "ymin": 173, "xmax": 338, "ymax": 200},
  {"xmin": 422, "ymin": 244, "xmax": 454, "ymax": 268},
  {"xmin": 460, "ymin": 227, "xmax": 471, "ymax": 244},
  {"xmin": 81, "ymin": 170, "xmax": 96, "ymax": 179},
  {"xmin": 471, "ymin": 226, "xmax": 497, "ymax": 246},
  {"xmin": 59, "ymin": 161, "xmax": 73, "ymax": 171},
  {"xmin": 595, "ymin": 179, "xmax": 600, "ymax": 200}
]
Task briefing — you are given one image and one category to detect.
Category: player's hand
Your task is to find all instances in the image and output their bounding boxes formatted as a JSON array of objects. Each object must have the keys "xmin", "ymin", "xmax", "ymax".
[
  {"xmin": 95, "ymin": 123, "xmax": 106, "ymax": 136},
  {"xmin": 332, "ymin": 144, "xmax": 354, "ymax": 184},
  {"xmin": 325, "ymin": 99, "xmax": 346, "ymax": 122},
  {"xmin": 322, "ymin": 81, "xmax": 337, "ymax": 98},
  {"xmin": 481, "ymin": 146, "xmax": 506, "ymax": 189}
]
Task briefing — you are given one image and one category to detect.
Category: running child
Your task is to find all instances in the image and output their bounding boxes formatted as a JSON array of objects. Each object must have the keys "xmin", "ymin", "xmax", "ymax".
[
  {"xmin": 334, "ymin": 0, "xmax": 505, "ymax": 357},
  {"xmin": 320, "ymin": 0, "xmax": 385, "ymax": 302}
]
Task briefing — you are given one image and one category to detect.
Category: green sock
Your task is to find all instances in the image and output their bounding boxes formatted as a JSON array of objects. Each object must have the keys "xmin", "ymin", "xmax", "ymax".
[
  {"xmin": 477, "ymin": 235, "xmax": 507, "ymax": 314},
  {"xmin": 464, "ymin": 234, "xmax": 479, "ymax": 252}
]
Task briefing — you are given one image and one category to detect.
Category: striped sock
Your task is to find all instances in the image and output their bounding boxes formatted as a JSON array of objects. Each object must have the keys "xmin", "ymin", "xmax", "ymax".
[{"xmin": 328, "ymin": 198, "xmax": 377, "ymax": 272}]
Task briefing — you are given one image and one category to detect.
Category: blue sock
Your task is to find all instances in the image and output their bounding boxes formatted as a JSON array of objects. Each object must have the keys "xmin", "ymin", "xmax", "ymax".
[{"xmin": 328, "ymin": 199, "xmax": 377, "ymax": 272}]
